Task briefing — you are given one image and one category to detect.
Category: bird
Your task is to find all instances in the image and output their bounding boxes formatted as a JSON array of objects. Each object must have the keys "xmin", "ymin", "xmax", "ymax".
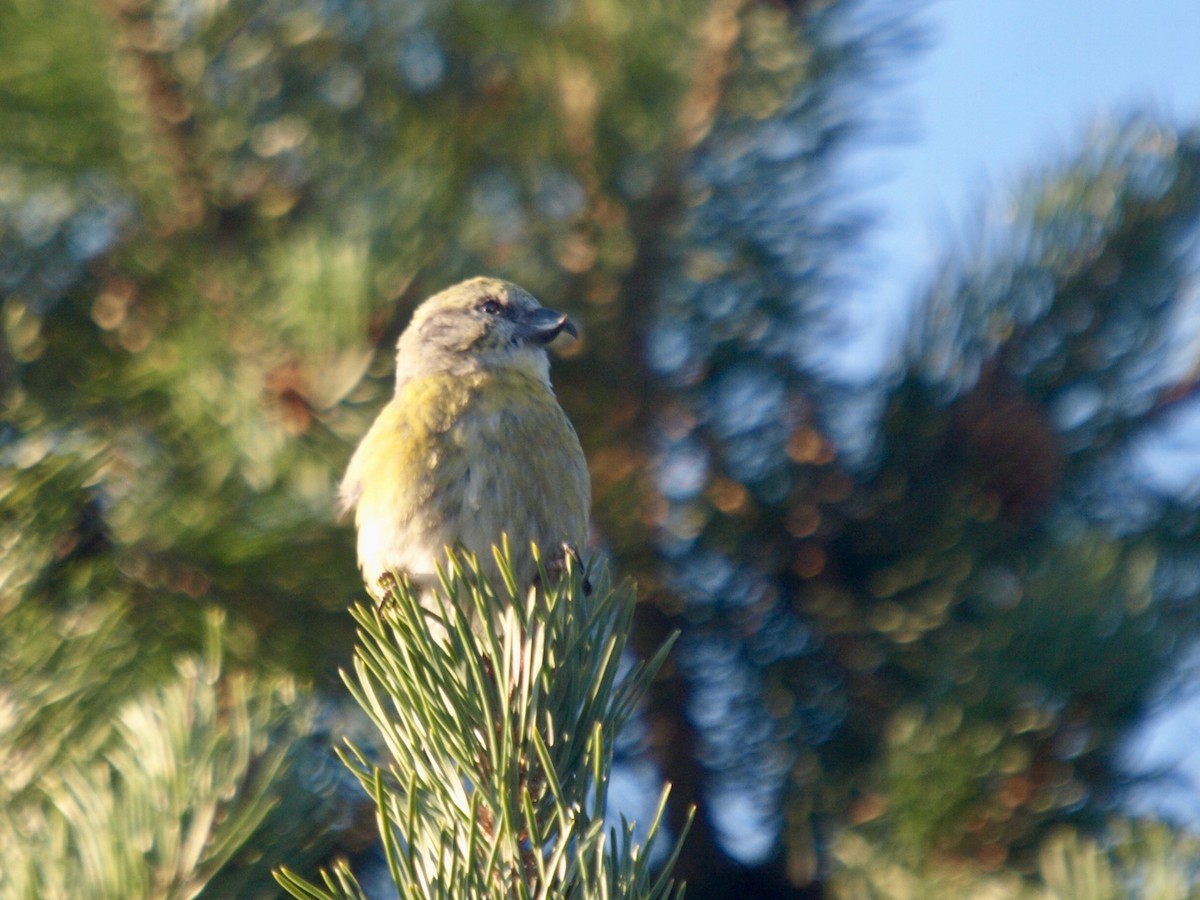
[{"xmin": 338, "ymin": 276, "xmax": 590, "ymax": 613}]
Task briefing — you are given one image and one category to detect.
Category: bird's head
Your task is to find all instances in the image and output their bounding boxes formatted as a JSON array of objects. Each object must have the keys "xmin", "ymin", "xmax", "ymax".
[{"xmin": 394, "ymin": 277, "xmax": 578, "ymax": 388}]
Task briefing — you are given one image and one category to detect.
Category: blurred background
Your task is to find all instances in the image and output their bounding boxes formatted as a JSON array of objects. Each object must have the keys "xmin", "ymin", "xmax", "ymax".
[{"xmin": 5, "ymin": 0, "xmax": 1200, "ymax": 896}]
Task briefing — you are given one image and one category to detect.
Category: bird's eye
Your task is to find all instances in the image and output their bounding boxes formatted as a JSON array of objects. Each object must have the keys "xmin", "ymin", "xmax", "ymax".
[{"xmin": 479, "ymin": 298, "xmax": 503, "ymax": 316}]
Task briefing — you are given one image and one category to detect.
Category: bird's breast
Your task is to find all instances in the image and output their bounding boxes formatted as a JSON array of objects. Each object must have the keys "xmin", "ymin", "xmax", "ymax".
[{"xmin": 349, "ymin": 369, "xmax": 589, "ymax": 586}]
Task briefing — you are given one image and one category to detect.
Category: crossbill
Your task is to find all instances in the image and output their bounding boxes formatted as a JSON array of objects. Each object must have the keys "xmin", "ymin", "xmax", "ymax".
[{"xmin": 338, "ymin": 277, "xmax": 590, "ymax": 606}]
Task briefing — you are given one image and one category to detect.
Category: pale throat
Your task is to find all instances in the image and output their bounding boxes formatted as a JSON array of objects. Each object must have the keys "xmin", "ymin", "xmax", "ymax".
[{"xmin": 395, "ymin": 343, "xmax": 552, "ymax": 390}]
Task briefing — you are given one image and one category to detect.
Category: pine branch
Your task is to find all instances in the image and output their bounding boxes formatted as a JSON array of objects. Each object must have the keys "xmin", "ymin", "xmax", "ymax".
[
  {"xmin": 0, "ymin": 608, "xmax": 332, "ymax": 899},
  {"xmin": 278, "ymin": 543, "xmax": 690, "ymax": 899}
]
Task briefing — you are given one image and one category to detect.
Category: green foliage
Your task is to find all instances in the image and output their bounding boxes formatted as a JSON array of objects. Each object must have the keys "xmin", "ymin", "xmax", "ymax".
[
  {"xmin": 808, "ymin": 118, "xmax": 1200, "ymax": 866},
  {"xmin": 278, "ymin": 547, "xmax": 688, "ymax": 899},
  {"xmin": 830, "ymin": 820, "xmax": 1200, "ymax": 900},
  {"xmin": 0, "ymin": 0, "xmax": 126, "ymax": 172},
  {"xmin": 0, "ymin": 595, "xmax": 147, "ymax": 808},
  {"xmin": 0, "ymin": 608, "xmax": 335, "ymax": 900},
  {"xmin": 1037, "ymin": 822, "xmax": 1200, "ymax": 900},
  {"xmin": 6, "ymin": 0, "xmax": 1200, "ymax": 892}
]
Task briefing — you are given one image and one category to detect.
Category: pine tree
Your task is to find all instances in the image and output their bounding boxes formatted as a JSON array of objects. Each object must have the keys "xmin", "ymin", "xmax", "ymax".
[
  {"xmin": 277, "ymin": 549, "xmax": 687, "ymax": 899},
  {"xmin": 0, "ymin": 608, "xmax": 339, "ymax": 899},
  {"xmin": 820, "ymin": 119, "xmax": 1200, "ymax": 872},
  {"xmin": 7, "ymin": 0, "xmax": 1200, "ymax": 895}
]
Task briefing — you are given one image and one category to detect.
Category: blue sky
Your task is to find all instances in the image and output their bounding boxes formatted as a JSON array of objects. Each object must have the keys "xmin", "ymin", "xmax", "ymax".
[
  {"xmin": 850, "ymin": 0, "xmax": 1200, "ymax": 376},
  {"xmin": 858, "ymin": 0, "xmax": 1200, "ymax": 826}
]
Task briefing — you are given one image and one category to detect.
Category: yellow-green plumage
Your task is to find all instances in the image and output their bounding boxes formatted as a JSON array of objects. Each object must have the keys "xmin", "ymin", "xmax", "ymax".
[{"xmin": 339, "ymin": 277, "xmax": 590, "ymax": 598}]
